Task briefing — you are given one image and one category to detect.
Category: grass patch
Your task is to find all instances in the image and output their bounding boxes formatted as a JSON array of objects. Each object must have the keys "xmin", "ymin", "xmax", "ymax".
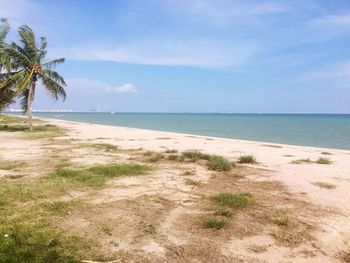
[
  {"xmin": 144, "ymin": 151, "xmax": 163, "ymax": 162},
  {"xmin": 50, "ymin": 163, "xmax": 151, "ymax": 188},
  {"xmin": 321, "ymin": 152, "xmax": 332, "ymax": 155},
  {"xmin": 0, "ymin": 115, "xmax": 24, "ymax": 124},
  {"xmin": 182, "ymin": 151, "xmax": 210, "ymax": 162},
  {"xmin": 238, "ymin": 155, "xmax": 257, "ymax": 164},
  {"xmin": 211, "ymin": 192, "xmax": 252, "ymax": 210},
  {"xmin": 316, "ymin": 157, "xmax": 332, "ymax": 165},
  {"xmin": 313, "ymin": 182, "xmax": 336, "ymax": 189},
  {"xmin": 0, "ymin": 160, "xmax": 25, "ymax": 170},
  {"xmin": 272, "ymin": 229, "xmax": 303, "ymax": 246},
  {"xmin": 167, "ymin": 154, "xmax": 182, "ymax": 161},
  {"xmin": 41, "ymin": 201, "xmax": 72, "ymax": 215},
  {"xmin": 291, "ymin": 158, "xmax": 312, "ymax": 164},
  {"xmin": 207, "ymin": 155, "xmax": 233, "ymax": 171},
  {"xmin": 78, "ymin": 143, "xmax": 118, "ymax": 152},
  {"xmin": 203, "ymin": 216, "xmax": 228, "ymax": 229},
  {"xmin": 144, "ymin": 224, "xmax": 157, "ymax": 234},
  {"xmin": 0, "ymin": 178, "xmax": 91, "ymax": 262},
  {"xmin": 165, "ymin": 149, "xmax": 178, "ymax": 154},
  {"xmin": 271, "ymin": 211, "xmax": 291, "ymax": 226}
]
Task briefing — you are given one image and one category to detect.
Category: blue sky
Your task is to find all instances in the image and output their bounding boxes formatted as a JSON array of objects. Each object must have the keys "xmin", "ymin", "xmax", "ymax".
[{"xmin": 1, "ymin": 0, "xmax": 350, "ymax": 113}]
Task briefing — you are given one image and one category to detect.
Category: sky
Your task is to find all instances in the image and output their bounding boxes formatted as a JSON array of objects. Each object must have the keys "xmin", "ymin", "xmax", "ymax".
[{"xmin": 1, "ymin": 0, "xmax": 350, "ymax": 113}]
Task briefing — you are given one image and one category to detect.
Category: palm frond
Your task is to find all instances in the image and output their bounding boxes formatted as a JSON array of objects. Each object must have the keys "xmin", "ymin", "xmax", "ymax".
[
  {"xmin": 42, "ymin": 68, "xmax": 66, "ymax": 86},
  {"xmin": 38, "ymin": 36, "xmax": 47, "ymax": 60},
  {"xmin": 0, "ymin": 18, "xmax": 10, "ymax": 46},
  {"xmin": 18, "ymin": 25, "xmax": 37, "ymax": 63},
  {"xmin": 42, "ymin": 58, "xmax": 65, "ymax": 69},
  {"xmin": 41, "ymin": 74, "xmax": 66, "ymax": 101},
  {"xmin": 3, "ymin": 43, "xmax": 31, "ymax": 68}
]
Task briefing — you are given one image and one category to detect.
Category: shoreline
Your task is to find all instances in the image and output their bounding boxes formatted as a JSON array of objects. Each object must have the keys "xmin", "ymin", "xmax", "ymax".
[
  {"xmin": 16, "ymin": 114, "xmax": 350, "ymax": 153},
  {"xmin": 43, "ymin": 117, "xmax": 350, "ymax": 154},
  {"xmin": 6, "ymin": 112, "xmax": 350, "ymax": 151}
]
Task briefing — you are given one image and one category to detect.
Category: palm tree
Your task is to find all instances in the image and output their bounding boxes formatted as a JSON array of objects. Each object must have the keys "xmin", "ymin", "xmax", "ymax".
[
  {"xmin": 1, "ymin": 24, "xmax": 67, "ymax": 130},
  {"xmin": 0, "ymin": 18, "xmax": 16, "ymax": 112}
]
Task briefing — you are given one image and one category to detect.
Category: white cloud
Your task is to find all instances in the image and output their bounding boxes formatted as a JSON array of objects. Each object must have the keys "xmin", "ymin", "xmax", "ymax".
[
  {"xmin": 113, "ymin": 83, "xmax": 138, "ymax": 93},
  {"xmin": 66, "ymin": 78, "xmax": 139, "ymax": 94}
]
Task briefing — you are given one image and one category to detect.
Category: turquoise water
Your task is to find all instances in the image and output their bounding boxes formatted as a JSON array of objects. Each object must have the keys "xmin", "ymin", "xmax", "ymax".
[{"xmin": 9, "ymin": 112, "xmax": 350, "ymax": 150}]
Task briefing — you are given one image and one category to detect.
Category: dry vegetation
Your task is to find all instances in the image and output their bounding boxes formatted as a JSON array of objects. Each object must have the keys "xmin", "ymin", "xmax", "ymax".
[{"xmin": 0, "ymin": 115, "xmax": 343, "ymax": 262}]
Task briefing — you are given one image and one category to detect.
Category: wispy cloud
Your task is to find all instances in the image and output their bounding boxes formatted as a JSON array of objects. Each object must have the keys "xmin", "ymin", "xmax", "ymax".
[
  {"xmin": 0, "ymin": 0, "xmax": 39, "ymax": 28},
  {"xmin": 298, "ymin": 61, "xmax": 350, "ymax": 84},
  {"xmin": 107, "ymin": 83, "xmax": 138, "ymax": 93},
  {"xmin": 66, "ymin": 78, "xmax": 139, "ymax": 94}
]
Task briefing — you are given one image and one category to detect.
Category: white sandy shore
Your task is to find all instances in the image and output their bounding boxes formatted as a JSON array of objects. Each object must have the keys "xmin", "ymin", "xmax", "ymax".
[
  {"xmin": 2, "ymin": 115, "xmax": 350, "ymax": 261},
  {"xmin": 44, "ymin": 117, "xmax": 350, "ymax": 209}
]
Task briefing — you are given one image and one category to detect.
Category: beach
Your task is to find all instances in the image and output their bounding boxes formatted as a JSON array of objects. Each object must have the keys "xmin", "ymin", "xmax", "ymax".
[{"xmin": 1, "ymin": 115, "xmax": 350, "ymax": 262}]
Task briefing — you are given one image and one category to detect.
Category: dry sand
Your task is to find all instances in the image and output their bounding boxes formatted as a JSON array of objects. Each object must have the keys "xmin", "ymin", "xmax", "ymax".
[{"xmin": 1, "ymin": 116, "xmax": 350, "ymax": 262}]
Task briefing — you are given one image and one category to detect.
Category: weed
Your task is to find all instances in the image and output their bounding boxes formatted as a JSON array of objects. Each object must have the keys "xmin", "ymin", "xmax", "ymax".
[
  {"xmin": 271, "ymin": 211, "xmax": 291, "ymax": 226},
  {"xmin": 182, "ymin": 151, "xmax": 210, "ymax": 162},
  {"xmin": 165, "ymin": 149, "xmax": 178, "ymax": 154},
  {"xmin": 272, "ymin": 229, "xmax": 303, "ymax": 246},
  {"xmin": 212, "ymin": 192, "xmax": 252, "ymax": 210},
  {"xmin": 238, "ymin": 155, "xmax": 257, "ymax": 164},
  {"xmin": 316, "ymin": 157, "xmax": 332, "ymax": 165},
  {"xmin": 203, "ymin": 216, "xmax": 228, "ymax": 229},
  {"xmin": 78, "ymin": 143, "xmax": 118, "ymax": 152},
  {"xmin": 49, "ymin": 163, "xmax": 151, "ymax": 188},
  {"xmin": 313, "ymin": 182, "xmax": 336, "ymax": 189},
  {"xmin": 144, "ymin": 224, "xmax": 157, "ymax": 234},
  {"xmin": 144, "ymin": 151, "xmax": 163, "ymax": 162},
  {"xmin": 207, "ymin": 155, "xmax": 233, "ymax": 171}
]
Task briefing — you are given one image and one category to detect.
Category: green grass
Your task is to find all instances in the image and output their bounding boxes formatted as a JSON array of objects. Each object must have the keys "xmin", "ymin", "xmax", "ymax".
[
  {"xmin": 316, "ymin": 157, "xmax": 332, "ymax": 165},
  {"xmin": 0, "ymin": 115, "xmax": 24, "ymax": 124},
  {"xmin": 203, "ymin": 216, "xmax": 228, "ymax": 229},
  {"xmin": 238, "ymin": 155, "xmax": 257, "ymax": 164},
  {"xmin": 50, "ymin": 163, "xmax": 151, "ymax": 188},
  {"xmin": 41, "ymin": 201, "xmax": 72, "ymax": 215},
  {"xmin": 313, "ymin": 181, "xmax": 336, "ymax": 189},
  {"xmin": 182, "ymin": 151, "xmax": 210, "ymax": 162},
  {"xmin": 77, "ymin": 143, "xmax": 118, "ymax": 152},
  {"xmin": 144, "ymin": 224, "xmax": 157, "ymax": 234},
  {"xmin": 144, "ymin": 151, "xmax": 163, "ymax": 162},
  {"xmin": 0, "ymin": 178, "xmax": 90, "ymax": 262},
  {"xmin": 0, "ymin": 119, "xmax": 65, "ymax": 139},
  {"xmin": 0, "ymin": 160, "xmax": 25, "ymax": 170},
  {"xmin": 271, "ymin": 211, "xmax": 291, "ymax": 226},
  {"xmin": 167, "ymin": 154, "xmax": 182, "ymax": 161},
  {"xmin": 165, "ymin": 149, "xmax": 178, "ymax": 154},
  {"xmin": 211, "ymin": 192, "xmax": 252, "ymax": 210},
  {"xmin": 207, "ymin": 155, "xmax": 233, "ymax": 171}
]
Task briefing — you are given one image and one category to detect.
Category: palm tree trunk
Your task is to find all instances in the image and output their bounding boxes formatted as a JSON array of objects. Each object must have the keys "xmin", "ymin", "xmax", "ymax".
[{"xmin": 27, "ymin": 81, "xmax": 34, "ymax": 131}]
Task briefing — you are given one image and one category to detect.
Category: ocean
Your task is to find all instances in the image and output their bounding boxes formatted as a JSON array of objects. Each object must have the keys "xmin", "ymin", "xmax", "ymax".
[{"xmin": 8, "ymin": 112, "xmax": 350, "ymax": 150}]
